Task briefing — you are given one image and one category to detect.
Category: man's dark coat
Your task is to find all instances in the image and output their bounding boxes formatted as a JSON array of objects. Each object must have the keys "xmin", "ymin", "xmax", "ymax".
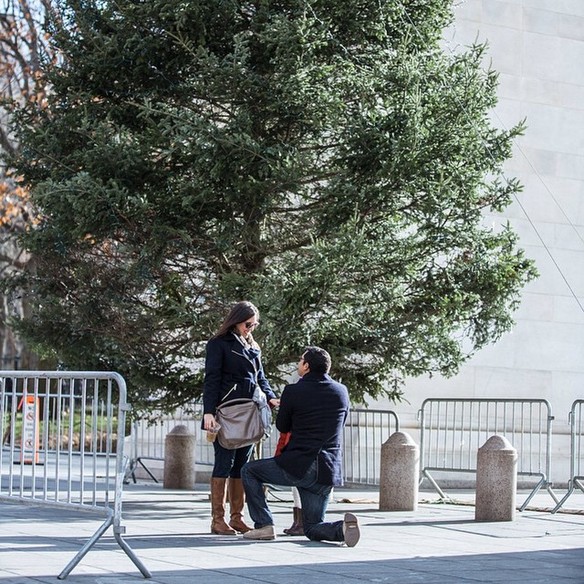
[{"xmin": 275, "ymin": 372, "xmax": 349, "ymax": 486}]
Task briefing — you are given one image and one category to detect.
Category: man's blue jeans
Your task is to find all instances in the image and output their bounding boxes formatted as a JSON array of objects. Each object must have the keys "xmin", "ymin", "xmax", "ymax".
[{"xmin": 241, "ymin": 457, "xmax": 344, "ymax": 542}]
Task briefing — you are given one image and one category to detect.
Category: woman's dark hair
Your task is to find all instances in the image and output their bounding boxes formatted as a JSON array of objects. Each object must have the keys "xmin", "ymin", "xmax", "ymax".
[
  {"xmin": 213, "ymin": 301, "xmax": 260, "ymax": 344},
  {"xmin": 302, "ymin": 346, "xmax": 331, "ymax": 375}
]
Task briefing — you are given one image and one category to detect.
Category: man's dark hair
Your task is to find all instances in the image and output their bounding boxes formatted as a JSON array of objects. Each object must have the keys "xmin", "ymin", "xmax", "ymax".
[{"xmin": 302, "ymin": 346, "xmax": 331, "ymax": 375}]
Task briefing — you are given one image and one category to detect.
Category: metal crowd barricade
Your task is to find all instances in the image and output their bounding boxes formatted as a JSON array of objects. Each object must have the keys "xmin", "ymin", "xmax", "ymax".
[
  {"xmin": 0, "ymin": 371, "xmax": 150, "ymax": 580},
  {"xmin": 418, "ymin": 398, "xmax": 558, "ymax": 510},
  {"xmin": 128, "ymin": 406, "xmax": 399, "ymax": 486},
  {"xmin": 343, "ymin": 408, "xmax": 400, "ymax": 485},
  {"xmin": 126, "ymin": 403, "xmax": 254, "ymax": 483},
  {"xmin": 126, "ymin": 405, "xmax": 279, "ymax": 484},
  {"xmin": 552, "ymin": 399, "xmax": 584, "ymax": 513},
  {"xmin": 126, "ymin": 405, "xmax": 204, "ymax": 483}
]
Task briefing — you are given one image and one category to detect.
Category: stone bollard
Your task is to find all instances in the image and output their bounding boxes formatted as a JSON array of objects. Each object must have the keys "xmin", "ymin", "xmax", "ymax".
[
  {"xmin": 163, "ymin": 425, "xmax": 196, "ymax": 490},
  {"xmin": 379, "ymin": 431, "xmax": 419, "ymax": 511},
  {"xmin": 475, "ymin": 435, "xmax": 517, "ymax": 522}
]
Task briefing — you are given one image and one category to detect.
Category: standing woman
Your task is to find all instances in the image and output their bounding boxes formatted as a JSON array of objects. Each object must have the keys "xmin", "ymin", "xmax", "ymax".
[{"xmin": 203, "ymin": 301, "xmax": 279, "ymax": 535}]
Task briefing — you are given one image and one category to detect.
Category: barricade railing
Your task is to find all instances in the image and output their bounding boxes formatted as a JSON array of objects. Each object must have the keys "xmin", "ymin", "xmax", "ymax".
[
  {"xmin": 0, "ymin": 371, "xmax": 150, "ymax": 580},
  {"xmin": 552, "ymin": 399, "xmax": 584, "ymax": 513},
  {"xmin": 418, "ymin": 398, "xmax": 558, "ymax": 510},
  {"xmin": 128, "ymin": 406, "xmax": 399, "ymax": 486},
  {"xmin": 126, "ymin": 403, "xmax": 217, "ymax": 482},
  {"xmin": 126, "ymin": 405, "xmax": 280, "ymax": 483},
  {"xmin": 343, "ymin": 408, "xmax": 400, "ymax": 485}
]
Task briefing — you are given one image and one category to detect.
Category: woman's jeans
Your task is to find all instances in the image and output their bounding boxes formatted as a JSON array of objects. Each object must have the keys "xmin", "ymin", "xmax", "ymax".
[
  {"xmin": 241, "ymin": 458, "xmax": 344, "ymax": 542},
  {"xmin": 212, "ymin": 441, "xmax": 254, "ymax": 478}
]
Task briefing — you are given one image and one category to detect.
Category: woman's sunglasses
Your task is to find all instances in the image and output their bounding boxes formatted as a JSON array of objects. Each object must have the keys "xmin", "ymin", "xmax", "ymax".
[{"xmin": 244, "ymin": 321, "xmax": 260, "ymax": 330}]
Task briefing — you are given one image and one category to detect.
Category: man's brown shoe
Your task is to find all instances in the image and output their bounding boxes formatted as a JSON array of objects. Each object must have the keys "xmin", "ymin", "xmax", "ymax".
[
  {"xmin": 242, "ymin": 525, "xmax": 276, "ymax": 540},
  {"xmin": 342, "ymin": 513, "xmax": 360, "ymax": 547}
]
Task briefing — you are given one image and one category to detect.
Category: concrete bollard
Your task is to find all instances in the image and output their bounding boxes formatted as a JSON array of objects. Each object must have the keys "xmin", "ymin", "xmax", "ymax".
[
  {"xmin": 163, "ymin": 425, "xmax": 196, "ymax": 490},
  {"xmin": 379, "ymin": 431, "xmax": 419, "ymax": 511},
  {"xmin": 475, "ymin": 435, "xmax": 517, "ymax": 522}
]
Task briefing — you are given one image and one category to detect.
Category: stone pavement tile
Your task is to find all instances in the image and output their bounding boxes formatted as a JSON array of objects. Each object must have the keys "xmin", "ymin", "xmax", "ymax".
[
  {"xmin": 134, "ymin": 540, "xmax": 361, "ymax": 575},
  {"xmin": 541, "ymin": 548, "xmax": 584, "ymax": 568},
  {"xmin": 1, "ymin": 485, "xmax": 583, "ymax": 583},
  {"xmin": 407, "ymin": 558, "xmax": 552, "ymax": 582},
  {"xmin": 150, "ymin": 576, "xmax": 287, "ymax": 584},
  {"xmin": 521, "ymin": 551, "xmax": 584, "ymax": 579},
  {"xmin": 0, "ymin": 570, "xmax": 40, "ymax": 582}
]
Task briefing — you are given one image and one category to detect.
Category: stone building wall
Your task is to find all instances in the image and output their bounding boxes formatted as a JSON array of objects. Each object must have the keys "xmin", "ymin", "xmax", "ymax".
[{"xmin": 381, "ymin": 0, "xmax": 584, "ymax": 487}]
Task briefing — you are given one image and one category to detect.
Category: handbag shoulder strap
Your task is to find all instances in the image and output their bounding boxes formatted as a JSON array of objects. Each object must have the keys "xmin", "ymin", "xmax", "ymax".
[{"xmin": 249, "ymin": 355, "xmax": 260, "ymax": 384}]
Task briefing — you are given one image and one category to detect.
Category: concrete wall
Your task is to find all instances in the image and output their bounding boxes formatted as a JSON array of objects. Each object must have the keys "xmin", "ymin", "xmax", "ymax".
[{"xmin": 375, "ymin": 0, "xmax": 584, "ymax": 487}]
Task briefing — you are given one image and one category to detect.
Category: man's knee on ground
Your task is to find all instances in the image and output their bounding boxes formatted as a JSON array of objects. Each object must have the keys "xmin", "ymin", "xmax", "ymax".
[{"xmin": 303, "ymin": 523, "xmax": 320, "ymax": 541}]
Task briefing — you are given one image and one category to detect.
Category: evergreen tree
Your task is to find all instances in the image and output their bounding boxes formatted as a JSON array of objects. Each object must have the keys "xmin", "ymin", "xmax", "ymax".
[{"xmin": 6, "ymin": 0, "xmax": 537, "ymax": 411}]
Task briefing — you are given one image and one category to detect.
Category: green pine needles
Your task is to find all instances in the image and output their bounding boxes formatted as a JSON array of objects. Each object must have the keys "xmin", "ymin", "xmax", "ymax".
[{"xmin": 6, "ymin": 0, "xmax": 537, "ymax": 412}]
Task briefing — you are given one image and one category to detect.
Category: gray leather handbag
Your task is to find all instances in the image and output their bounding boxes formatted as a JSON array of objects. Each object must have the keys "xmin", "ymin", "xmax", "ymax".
[{"xmin": 215, "ymin": 386, "xmax": 271, "ymax": 449}]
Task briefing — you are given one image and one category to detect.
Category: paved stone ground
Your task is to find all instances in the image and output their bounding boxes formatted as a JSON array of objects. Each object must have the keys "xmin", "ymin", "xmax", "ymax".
[{"xmin": 0, "ymin": 483, "xmax": 583, "ymax": 583}]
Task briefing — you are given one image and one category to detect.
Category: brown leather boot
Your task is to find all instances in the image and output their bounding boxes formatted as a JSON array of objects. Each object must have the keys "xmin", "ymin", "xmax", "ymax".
[
  {"xmin": 283, "ymin": 507, "xmax": 304, "ymax": 536},
  {"xmin": 210, "ymin": 477, "xmax": 237, "ymax": 535},
  {"xmin": 228, "ymin": 478, "xmax": 252, "ymax": 533}
]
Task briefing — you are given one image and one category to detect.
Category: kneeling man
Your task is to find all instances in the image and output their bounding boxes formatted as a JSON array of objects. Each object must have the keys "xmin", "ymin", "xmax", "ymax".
[{"xmin": 241, "ymin": 346, "xmax": 359, "ymax": 546}]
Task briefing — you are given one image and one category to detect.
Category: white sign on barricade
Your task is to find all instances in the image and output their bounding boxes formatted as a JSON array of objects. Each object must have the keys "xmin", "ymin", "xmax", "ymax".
[{"xmin": 20, "ymin": 395, "xmax": 40, "ymax": 465}]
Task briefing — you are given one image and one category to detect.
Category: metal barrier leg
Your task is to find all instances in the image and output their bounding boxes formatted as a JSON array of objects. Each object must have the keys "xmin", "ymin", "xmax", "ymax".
[
  {"xmin": 125, "ymin": 457, "xmax": 161, "ymax": 484},
  {"xmin": 552, "ymin": 484, "xmax": 574, "ymax": 514},
  {"xmin": 136, "ymin": 458, "xmax": 160, "ymax": 483},
  {"xmin": 421, "ymin": 470, "xmax": 450, "ymax": 501},
  {"xmin": 58, "ymin": 513, "xmax": 152, "ymax": 580},
  {"xmin": 552, "ymin": 478, "xmax": 584, "ymax": 514},
  {"xmin": 58, "ymin": 515, "xmax": 114, "ymax": 580},
  {"xmin": 518, "ymin": 476, "xmax": 545, "ymax": 511},
  {"xmin": 124, "ymin": 457, "xmax": 138, "ymax": 484},
  {"xmin": 545, "ymin": 483, "xmax": 560, "ymax": 506},
  {"xmin": 114, "ymin": 528, "xmax": 152, "ymax": 579}
]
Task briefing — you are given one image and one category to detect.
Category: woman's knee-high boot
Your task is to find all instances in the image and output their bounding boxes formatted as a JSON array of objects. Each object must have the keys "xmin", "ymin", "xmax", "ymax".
[
  {"xmin": 210, "ymin": 477, "xmax": 237, "ymax": 535},
  {"xmin": 228, "ymin": 478, "xmax": 252, "ymax": 533}
]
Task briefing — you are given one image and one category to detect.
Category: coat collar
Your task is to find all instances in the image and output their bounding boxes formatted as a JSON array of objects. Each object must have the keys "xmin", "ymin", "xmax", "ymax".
[
  {"xmin": 299, "ymin": 372, "xmax": 331, "ymax": 383},
  {"xmin": 224, "ymin": 332, "xmax": 260, "ymax": 362}
]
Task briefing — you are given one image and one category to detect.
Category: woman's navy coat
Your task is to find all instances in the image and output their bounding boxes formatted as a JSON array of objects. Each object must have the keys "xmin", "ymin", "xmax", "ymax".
[{"xmin": 203, "ymin": 333, "xmax": 276, "ymax": 415}]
